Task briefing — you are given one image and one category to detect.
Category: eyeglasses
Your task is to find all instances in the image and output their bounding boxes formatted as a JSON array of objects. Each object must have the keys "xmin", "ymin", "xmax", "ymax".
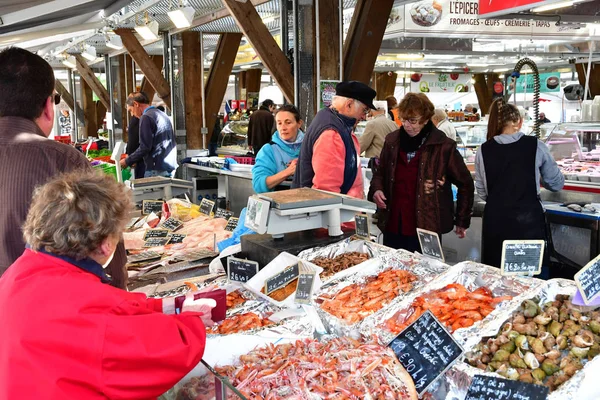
[
  {"xmin": 353, "ymin": 100, "xmax": 369, "ymax": 115},
  {"xmin": 53, "ymin": 93, "xmax": 61, "ymax": 105},
  {"xmin": 401, "ymin": 116, "xmax": 423, "ymax": 125}
]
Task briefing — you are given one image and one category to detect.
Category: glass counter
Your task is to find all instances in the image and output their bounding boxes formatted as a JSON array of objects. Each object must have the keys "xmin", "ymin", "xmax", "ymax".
[{"xmin": 217, "ymin": 121, "xmax": 250, "ymax": 156}]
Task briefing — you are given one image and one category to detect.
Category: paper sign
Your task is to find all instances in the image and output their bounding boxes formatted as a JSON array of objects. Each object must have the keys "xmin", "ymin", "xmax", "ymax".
[
  {"xmin": 501, "ymin": 240, "xmax": 545, "ymax": 276},
  {"xmin": 355, "ymin": 214, "xmax": 370, "ymax": 240},
  {"xmin": 417, "ymin": 228, "xmax": 444, "ymax": 261},
  {"xmin": 228, "ymin": 257, "xmax": 259, "ymax": 283},
  {"xmin": 142, "ymin": 200, "xmax": 164, "ymax": 215},
  {"xmin": 388, "ymin": 310, "xmax": 463, "ymax": 396},
  {"xmin": 465, "ymin": 374, "xmax": 549, "ymax": 400},
  {"xmin": 143, "ymin": 229, "xmax": 169, "ymax": 240},
  {"xmin": 160, "ymin": 217, "xmax": 183, "ymax": 232},
  {"xmin": 574, "ymin": 254, "xmax": 600, "ymax": 305},
  {"xmin": 199, "ymin": 198, "xmax": 215, "ymax": 216},
  {"xmin": 264, "ymin": 263, "xmax": 299, "ymax": 295}
]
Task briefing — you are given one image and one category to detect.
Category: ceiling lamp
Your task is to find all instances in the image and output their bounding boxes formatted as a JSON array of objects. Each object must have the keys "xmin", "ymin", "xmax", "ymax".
[
  {"xmin": 105, "ymin": 35, "xmax": 123, "ymax": 50},
  {"xmin": 395, "ymin": 53, "xmax": 424, "ymax": 61},
  {"xmin": 81, "ymin": 46, "xmax": 97, "ymax": 62},
  {"xmin": 168, "ymin": 6, "xmax": 195, "ymax": 28},
  {"xmin": 531, "ymin": 0, "xmax": 582, "ymax": 13},
  {"xmin": 135, "ymin": 13, "xmax": 159, "ymax": 41},
  {"xmin": 62, "ymin": 56, "xmax": 77, "ymax": 69}
]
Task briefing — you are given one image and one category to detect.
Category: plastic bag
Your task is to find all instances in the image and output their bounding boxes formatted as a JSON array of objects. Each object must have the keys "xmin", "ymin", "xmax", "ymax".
[{"xmin": 216, "ymin": 208, "xmax": 255, "ymax": 252}]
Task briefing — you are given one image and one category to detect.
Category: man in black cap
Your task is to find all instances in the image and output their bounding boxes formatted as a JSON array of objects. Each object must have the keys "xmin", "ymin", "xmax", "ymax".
[{"xmin": 292, "ymin": 81, "xmax": 376, "ymax": 198}]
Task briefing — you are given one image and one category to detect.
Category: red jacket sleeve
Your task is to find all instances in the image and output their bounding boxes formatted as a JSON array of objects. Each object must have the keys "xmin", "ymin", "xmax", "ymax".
[
  {"xmin": 101, "ymin": 301, "xmax": 206, "ymax": 399},
  {"xmin": 312, "ymin": 130, "xmax": 346, "ymax": 193}
]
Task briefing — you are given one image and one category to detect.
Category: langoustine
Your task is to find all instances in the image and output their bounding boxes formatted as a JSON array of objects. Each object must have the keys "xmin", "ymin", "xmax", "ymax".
[
  {"xmin": 385, "ymin": 283, "xmax": 512, "ymax": 334},
  {"xmin": 208, "ymin": 312, "xmax": 274, "ymax": 335}
]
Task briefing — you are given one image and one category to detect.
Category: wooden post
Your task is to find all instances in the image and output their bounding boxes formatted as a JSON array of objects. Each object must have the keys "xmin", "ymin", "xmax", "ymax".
[
  {"xmin": 374, "ymin": 72, "xmax": 397, "ymax": 100},
  {"xmin": 74, "ymin": 55, "xmax": 111, "ymax": 110},
  {"xmin": 140, "ymin": 55, "xmax": 163, "ymax": 102},
  {"xmin": 96, "ymin": 102, "xmax": 107, "ymax": 131},
  {"xmin": 81, "ymin": 79, "xmax": 96, "ymax": 138},
  {"xmin": 115, "ymin": 29, "xmax": 171, "ymax": 109},
  {"xmin": 343, "ymin": 0, "xmax": 394, "ymax": 84},
  {"xmin": 182, "ymin": 32, "xmax": 204, "ymax": 150},
  {"xmin": 473, "ymin": 73, "xmax": 500, "ymax": 116},
  {"xmin": 318, "ymin": 0, "xmax": 340, "ymax": 81},
  {"xmin": 205, "ymin": 33, "xmax": 243, "ymax": 143},
  {"xmin": 55, "ymin": 79, "xmax": 86, "ymax": 125},
  {"xmin": 222, "ymin": 0, "xmax": 294, "ymax": 102},
  {"xmin": 576, "ymin": 63, "xmax": 600, "ymax": 98}
]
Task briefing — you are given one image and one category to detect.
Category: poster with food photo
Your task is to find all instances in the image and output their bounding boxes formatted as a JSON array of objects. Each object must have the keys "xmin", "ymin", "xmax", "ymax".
[{"xmin": 410, "ymin": 73, "xmax": 470, "ymax": 93}]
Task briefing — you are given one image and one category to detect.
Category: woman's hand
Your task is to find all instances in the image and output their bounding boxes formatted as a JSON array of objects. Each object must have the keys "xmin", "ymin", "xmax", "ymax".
[
  {"xmin": 182, "ymin": 295, "xmax": 216, "ymax": 327},
  {"xmin": 373, "ymin": 190, "xmax": 387, "ymax": 209},
  {"xmin": 455, "ymin": 226, "xmax": 467, "ymax": 239},
  {"xmin": 284, "ymin": 159, "xmax": 298, "ymax": 178}
]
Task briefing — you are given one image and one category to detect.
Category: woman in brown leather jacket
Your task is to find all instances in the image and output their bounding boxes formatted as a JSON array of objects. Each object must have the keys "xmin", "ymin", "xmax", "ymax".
[{"xmin": 368, "ymin": 93, "xmax": 474, "ymax": 252}]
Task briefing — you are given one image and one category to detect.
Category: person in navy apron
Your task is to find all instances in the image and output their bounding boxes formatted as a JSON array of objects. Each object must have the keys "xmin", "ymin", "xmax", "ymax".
[{"xmin": 475, "ymin": 99, "xmax": 564, "ymax": 270}]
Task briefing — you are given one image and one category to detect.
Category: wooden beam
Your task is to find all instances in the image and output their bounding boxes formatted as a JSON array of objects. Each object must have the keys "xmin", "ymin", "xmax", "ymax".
[
  {"xmin": 115, "ymin": 28, "xmax": 171, "ymax": 109},
  {"xmin": 374, "ymin": 72, "xmax": 397, "ymax": 100},
  {"xmin": 74, "ymin": 54, "xmax": 111, "ymax": 110},
  {"xmin": 182, "ymin": 32, "xmax": 204, "ymax": 150},
  {"xmin": 343, "ymin": 0, "xmax": 394, "ymax": 84},
  {"xmin": 318, "ymin": 0, "xmax": 341, "ymax": 81},
  {"xmin": 222, "ymin": 0, "xmax": 294, "ymax": 102},
  {"xmin": 95, "ymin": 101, "xmax": 107, "ymax": 131},
  {"xmin": 473, "ymin": 73, "xmax": 499, "ymax": 116},
  {"xmin": 55, "ymin": 79, "xmax": 85, "ymax": 125},
  {"xmin": 245, "ymin": 68, "xmax": 262, "ymax": 94},
  {"xmin": 81, "ymin": 79, "xmax": 96, "ymax": 138},
  {"xmin": 205, "ymin": 33, "xmax": 242, "ymax": 144},
  {"xmin": 575, "ymin": 63, "xmax": 600, "ymax": 98},
  {"xmin": 140, "ymin": 55, "xmax": 163, "ymax": 102}
]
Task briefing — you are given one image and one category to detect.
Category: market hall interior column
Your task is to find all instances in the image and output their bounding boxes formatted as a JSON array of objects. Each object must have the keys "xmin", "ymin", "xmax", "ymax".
[{"xmin": 182, "ymin": 31, "xmax": 204, "ymax": 150}]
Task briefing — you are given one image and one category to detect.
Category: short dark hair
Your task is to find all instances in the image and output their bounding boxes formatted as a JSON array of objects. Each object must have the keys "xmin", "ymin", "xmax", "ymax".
[
  {"xmin": 0, "ymin": 47, "xmax": 55, "ymax": 120},
  {"xmin": 262, "ymin": 99, "xmax": 275, "ymax": 108},
  {"xmin": 126, "ymin": 91, "xmax": 150, "ymax": 106},
  {"xmin": 276, "ymin": 104, "xmax": 302, "ymax": 122}
]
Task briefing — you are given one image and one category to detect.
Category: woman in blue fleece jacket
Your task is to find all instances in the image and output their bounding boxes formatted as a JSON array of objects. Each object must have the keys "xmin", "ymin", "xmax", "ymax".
[{"xmin": 252, "ymin": 105, "xmax": 304, "ymax": 193}]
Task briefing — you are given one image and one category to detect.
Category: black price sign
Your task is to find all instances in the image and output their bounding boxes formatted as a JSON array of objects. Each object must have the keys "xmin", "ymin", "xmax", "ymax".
[
  {"xmin": 227, "ymin": 257, "xmax": 259, "ymax": 283},
  {"xmin": 199, "ymin": 198, "xmax": 215, "ymax": 216},
  {"xmin": 575, "ymin": 254, "xmax": 600, "ymax": 304},
  {"xmin": 143, "ymin": 229, "xmax": 170, "ymax": 240},
  {"xmin": 388, "ymin": 310, "xmax": 463, "ymax": 396},
  {"xmin": 294, "ymin": 272, "xmax": 316, "ymax": 305},
  {"xmin": 465, "ymin": 375, "xmax": 549, "ymax": 400},
  {"xmin": 225, "ymin": 217, "xmax": 239, "ymax": 232},
  {"xmin": 144, "ymin": 237, "xmax": 171, "ymax": 247},
  {"xmin": 355, "ymin": 214, "xmax": 370, "ymax": 239},
  {"xmin": 160, "ymin": 217, "xmax": 183, "ymax": 232},
  {"xmin": 167, "ymin": 233, "xmax": 187, "ymax": 244},
  {"xmin": 501, "ymin": 240, "xmax": 544, "ymax": 276},
  {"xmin": 142, "ymin": 200, "xmax": 164, "ymax": 215},
  {"xmin": 417, "ymin": 228, "xmax": 444, "ymax": 261},
  {"xmin": 264, "ymin": 263, "xmax": 300, "ymax": 295},
  {"xmin": 215, "ymin": 208, "xmax": 234, "ymax": 220}
]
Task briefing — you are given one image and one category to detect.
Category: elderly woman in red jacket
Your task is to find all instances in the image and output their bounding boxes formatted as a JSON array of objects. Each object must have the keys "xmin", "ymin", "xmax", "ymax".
[
  {"xmin": 0, "ymin": 171, "xmax": 212, "ymax": 400},
  {"xmin": 369, "ymin": 93, "xmax": 474, "ymax": 252}
]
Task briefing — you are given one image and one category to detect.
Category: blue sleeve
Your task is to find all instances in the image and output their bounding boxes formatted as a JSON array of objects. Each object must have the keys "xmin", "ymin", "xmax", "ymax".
[
  {"xmin": 474, "ymin": 147, "xmax": 488, "ymax": 201},
  {"xmin": 251, "ymin": 145, "xmax": 277, "ymax": 193},
  {"xmin": 537, "ymin": 140, "xmax": 565, "ymax": 192},
  {"xmin": 126, "ymin": 116, "xmax": 154, "ymax": 166}
]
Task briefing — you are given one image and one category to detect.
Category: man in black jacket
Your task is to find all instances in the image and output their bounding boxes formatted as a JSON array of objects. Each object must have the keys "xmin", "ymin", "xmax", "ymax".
[
  {"xmin": 125, "ymin": 116, "xmax": 145, "ymax": 179},
  {"xmin": 248, "ymin": 99, "xmax": 275, "ymax": 155}
]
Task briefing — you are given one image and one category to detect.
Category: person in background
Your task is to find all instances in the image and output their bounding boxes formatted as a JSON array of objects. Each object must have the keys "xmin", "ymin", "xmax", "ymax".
[
  {"xmin": 293, "ymin": 81, "xmax": 376, "ymax": 199},
  {"xmin": 0, "ymin": 171, "xmax": 214, "ymax": 399},
  {"xmin": 464, "ymin": 104, "xmax": 474, "ymax": 114},
  {"xmin": 476, "ymin": 99, "xmax": 564, "ymax": 269},
  {"xmin": 386, "ymin": 95, "xmax": 402, "ymax": 127},
  {"xmin": 252, "ymin": 105, "xmax": 304, "ymax": 193},
  {"xmin": 359, "ymin": 101, "xmax": 398, "ymax": 158},
  {"xmin": 125, "ymin": 115, "xmax": 145, "ymax": 179},
  {"xmin": 539, "ymin": 112, "xmax": 551, "ymax": 123},
  {"xmin": 432, "ymin": 108, "xmax": 457, "ymax": 141},
  {"xmin": 369, "ymin": 93, "xmax": 474, "ymax": 252},
  {"xmin": 248, "ymin": 99, "xmax": 276, "ymax": 155},
  {"xmin": 0, "ymin": 47, "xmax": 128, "ymax": 285},
  {"xmin": 120, "ymin": 91, "xmax": 178, "ymax": 178}
]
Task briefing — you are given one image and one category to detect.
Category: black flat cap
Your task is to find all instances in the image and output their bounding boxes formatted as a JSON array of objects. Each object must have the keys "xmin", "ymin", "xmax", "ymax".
[{"xmin": 335, "ymin": 81, "xmax": 377, "ymax": 110}]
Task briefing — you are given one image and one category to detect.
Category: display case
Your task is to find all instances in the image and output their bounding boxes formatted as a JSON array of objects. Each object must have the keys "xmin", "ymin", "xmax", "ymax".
[{"xmin": 217, "ymin": 121, "xmax": 250, "ymax": 156}]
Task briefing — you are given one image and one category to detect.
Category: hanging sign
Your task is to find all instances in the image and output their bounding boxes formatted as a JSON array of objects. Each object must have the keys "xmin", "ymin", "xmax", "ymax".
[
  {"xmin": 417, "ymin": 228, "xmax": 445, "ymax": 261},
  {"xmin": 501, "ymin": 240, "xmax": 545, "ymax": 276},
  {"xmin": 410, "ymin": 73, "xmax": 470, "ymax": 93},
  {"xmin": 478, "ymin": 0, "xmax": 545, "ymax": 18},
  {"xmin": 319, "ymin": 81, "xmax": 339, "ymax": 110},
  {"xmin": 465, "ymin": 374, "xmax": 549, "ymax": 400},
  {"xmin": 508, "ymin": 72, "xmax": 561, "ymax": 94}
]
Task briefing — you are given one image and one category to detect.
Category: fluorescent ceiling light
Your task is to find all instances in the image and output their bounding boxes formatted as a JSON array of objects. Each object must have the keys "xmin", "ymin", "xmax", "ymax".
[
  {"xmin": 168, "ymin": 6, "xmax": 195, "ymax": 29},
  {"xmin": 493, "ymin": 68, "xmax": 510, "ymax": 73},
  {"xmin": 62, "ymin": 56, "xmax": 77, "ymax": 69},
  {"xmin": 135, "ymin": 20, "xmax": 159, "ymax": 41},
  {"xmin": 262, "ymin": 16, "xmax": 276, "ymax": 24},
  {"xmin": 106, "ymin": 36, "xmax": 123, "ymax": 50},
  {"xmin": 396, "ymin": 53, "xmax": 424, "ymax": 61},
  {"xmin": 81, "ymin": 46, "xmax": 97, "ymax": 62},
  {"xmin": 531, "ymin": 1, "xmax": 579, "ymax": 13}
]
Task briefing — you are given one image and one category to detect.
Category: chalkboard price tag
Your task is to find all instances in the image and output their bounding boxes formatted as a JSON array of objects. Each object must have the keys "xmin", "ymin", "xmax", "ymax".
[
  {"xmin": 294, "ymin": 272, "xmax": 316, "ymax": 305},
  {"xmin": 199, "ymin": 198, "xmax": 215, "ymax": 216},
  {"xmin": 501, "ymin": 240, "xmax": 545, "ymax": 276},
  {"xmin": 143, "ymin": 229, "xmax": 170, "ymax": 240},
  {"xmin": 215, "ymin": 208, "xmax": 234, "ymax": 220},
  {"xmin": 167, "ymin": 233, "xmax": 187, "ymax": 244},
  {"xmin": 160, "ymin": 217, "xmax": 183, "ymax": 232},
  {"xmin": 416, "ymin": 228, "xmax": 444, "ymax": 261},
  {"xmin": 575, "ymin": 254, "xmax": 600, "ymax": 304},
  {"xmin": 142, "ymin": 200, "xmax": 164, "ymax": 215},
  {"xmin": 143, "ymin": 237, "xmax": 171, "ymax": 247},
  {"xmin": 355, "ymin": 214, "xmax": 370, "ymax": 240},
  {"xmin": 228, "ymin": 257, "xmax": 259, "ymax": 283},
  {"xmin": 264, "ymin": 263, "xmax": 300, "ymax": 295},
  {"xmin": 465, "ymin": 374, "xmax": 549, "ymax": 400},
  {"xmin": 388, "ymin": 310, "xmax": 463, "ymax": 396},
  {"xmin": 225, "ymin": 217, "xmax": 239, "ymax": 232}
]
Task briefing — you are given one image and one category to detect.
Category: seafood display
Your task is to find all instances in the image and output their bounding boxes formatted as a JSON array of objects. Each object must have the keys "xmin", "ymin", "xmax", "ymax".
[
  {"xmin": 212, "ymin": 337, "xmax": 418, "ymax": 399},
  {"xmin": 226, "ymin": 290, "xmax": 247, "ymax": 309},
  {"xmin": 466, "ymin": 294, "xmax": 600, "ymax": 391},
  {"xmin": 320, "ymin": 269, "xmax": 417, "ymax": 324},
  {"xmin": 311, "ymin": 252, "xmax": 370, "ymax": 278},
  {"xmin": 261, "ymin": 279, "xmax": 298, "ymax": 302},
  {"xmin": 208, "ymin": 312, "xmax": 274, "ymax": 335},
  {"xmin": 385, "ymin": 283, "xmax": 513, "ymax": 334}
]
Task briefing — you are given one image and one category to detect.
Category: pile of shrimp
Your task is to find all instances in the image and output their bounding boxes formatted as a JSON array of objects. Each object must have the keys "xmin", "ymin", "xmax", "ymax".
[
  {"xmin": 208, "ymin": 312, "xmax": 274, "ymax": 335},
  {"xmin": 385, "ymin": 283, "xmax": 512, "ymax": 334},
  {"xmin": 320, "ymin": 269, "xmax": 417, "ymax": 325},
  {"xmin": 226, "ymin": 290, "xmax": 247, "ymax": 309},
  {"xmin": 214, "ymin": 337, "xmax": 418, "ymax": 400}
]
